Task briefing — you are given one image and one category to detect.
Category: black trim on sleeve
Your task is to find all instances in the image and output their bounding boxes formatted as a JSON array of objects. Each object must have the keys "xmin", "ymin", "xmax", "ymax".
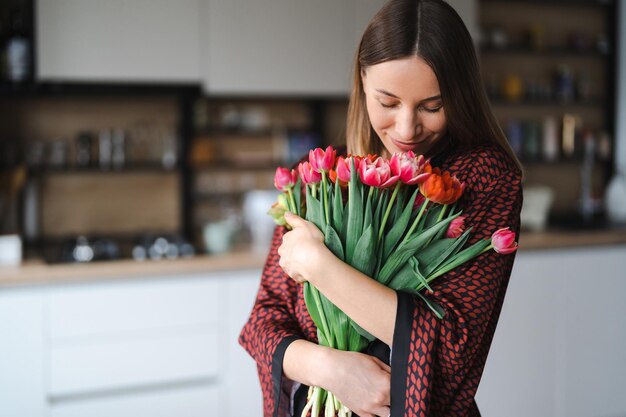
[
  {"xmin": 272, "ymin": 335, "xmax": 303, "ymax": 417},
  {"xmin": 390, "ymin": 291, "xmax": 416, "ymax": 417}
]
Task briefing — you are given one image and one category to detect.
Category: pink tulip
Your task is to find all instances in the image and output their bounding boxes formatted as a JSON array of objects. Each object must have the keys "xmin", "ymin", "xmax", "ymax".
[
  {"xmin": 335, "ymin": 156, "xmax": 361, "ymax": 184},
  {"xmin": 359, "ymin": 156, "xmax": 400, "ymax": 188},
  {"xmin": 274, "ymin": 167, "xmax": 297, "ymax": 191},
  {"xmin": 413, "ymin": 193, "xmax": 427, "ymax": 211},
  {"xmin": 309, "ymin": 146, "xmax": 337, "ymax": 173},
  {"xmin": 298, "ymin": 161, "xmax": 322, "ymax": 185},
  {"xmin": 446, "ymin": 216, "xmax": 466, "ymax": 238},
  {"xmin": 389, "ymin": 152, "xmax": 432, "ymax": 185},
  {"xmin": 491, "ymin": 227, "xmax": 518, "ymax": 254}
]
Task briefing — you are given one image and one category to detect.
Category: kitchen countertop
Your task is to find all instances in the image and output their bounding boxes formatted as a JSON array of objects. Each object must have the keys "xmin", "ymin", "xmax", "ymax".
[
  {"xmin": 2, "ymin": 229, "xmax": 626, "ymax": 288},
  {"xmin": 0, "ymin": 250, "xmax": 268, "ymax": 288}
]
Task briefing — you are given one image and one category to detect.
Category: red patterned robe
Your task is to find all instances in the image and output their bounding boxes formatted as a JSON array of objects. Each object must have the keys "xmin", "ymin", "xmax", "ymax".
[{"xmin": 239, "ymin": 139, "xmax": 523, "ymax": 417}]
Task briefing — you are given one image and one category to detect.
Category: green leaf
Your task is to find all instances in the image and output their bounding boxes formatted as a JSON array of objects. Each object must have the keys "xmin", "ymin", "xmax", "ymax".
[
  {"xmin": 351, "ymin": 225, "xmax": 377, "ymax": 276},
  {"xmin": 386, "ymin": 261, "xmax": 417, "ymax": 290},
  {"xmin": 363, "ymin": 188, "xmax": 374, "ymax": 232},
  {"xmin": 305, "ymin": 185, "xmax": 324, "ymax": 231},
  {"xmin": 294, "ymin": 177, "xmax": 302, "ymax": 217},
  {"xmin": 417, "ymin": 229, "xmax": 472, "ymax": 277},
  {"xmin": 303, "ymin": 283, "xmax": 325, "ymax": 335},
  {"xmin": 350, "ymin": 319, "xmax": 376, "ymax": 342},
  {"xmin": 332, "ymin": 179, "xmax": 344, "ymax": 240},
  {"xmin": 415, "ymin": 291, "xmax": 446, "ymax": 319},
  {"xmin": 324, "ymin": 224, "xmax": 345, "ymax": 261},
  {"xmin": 427, "ymin": 239, "xmax": 492, "ymax": 280},
  {"xmin": 377, "ymin": 213, "xmax": 460, "ymax": 285},
  {"xmin": 346, "ymin": 159, "xmax": 363, "ymax": 263},
  {"xmin": 348, "ymin": 320, "xmax": 369, "ymax": 351},
  {"xmin": 407, "ymin": 257, "xmax": 432, "ymax": 293},
  {"xmin": 383, "ymin": 189, "xmax": 418, "ymax": 259}
]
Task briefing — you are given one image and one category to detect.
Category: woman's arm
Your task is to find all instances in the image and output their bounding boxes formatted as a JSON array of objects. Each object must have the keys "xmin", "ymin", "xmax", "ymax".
[
  {"xmin": 279, "ymin": 211, "xmax": 397, "ymax": 346},
  {"xmin": 283, "ymin": 339, "xmax": 392, "ymax": 417}
]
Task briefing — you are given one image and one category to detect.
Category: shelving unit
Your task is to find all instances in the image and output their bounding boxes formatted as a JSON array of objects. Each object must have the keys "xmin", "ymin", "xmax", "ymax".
[{"xmin": 478, "ymin": 0, "xmax": 617, "ymax": 219}]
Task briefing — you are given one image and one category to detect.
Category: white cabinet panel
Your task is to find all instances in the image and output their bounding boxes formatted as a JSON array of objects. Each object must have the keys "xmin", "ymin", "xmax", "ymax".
[
  {"xmin": 50, "ymin": 384, "xmax": 219, "ymax": 417},
  {"xmin": 0, "ymin": 289, "xmax": 46, "ymax": 417},
  {"xmin": 37, "ymin": 0, "xmax": 200, "ymax": 82},
  {"xmin": 222, "ymin": 269, "xmax": 263, "ymax": 417},
  {"xmin": 203, "ymin": 0, "xmax": 353, "ymax": 95},
  {"xmin": 476, "ymin": 247, "xmax": 626, "ymax": 417},
  {"xmin": 48, "ymin": 276, "xmax": 220, "ymax": 338},
  {"xmin": 50, "ymin": 330, "xmax": 219, "ymax": 397}
]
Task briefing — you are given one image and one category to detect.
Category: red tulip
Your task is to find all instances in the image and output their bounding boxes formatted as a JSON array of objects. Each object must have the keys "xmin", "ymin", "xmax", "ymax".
[
  {"xmin": 298, "ymin": 161, "xmax": 322, "ymax": 185},
  {"xmin": 359, "ymin": 156, "xmax": 400, "ymax": 188},
  {"xmin": 309, "ymin": 146, "xmax": 337, "ymax": 173},
  {"xmin": 389, "ymin": 152, "xmax": 431, "ymax": 185},
  {"xmin": 418, "ymin": 165, "xmax": 464, "ymax": 205},
  {"xmin": 446, "ymin": 216, "xmax": 466, "ymax": 238},
  {"xmin": 491, "ymin": 227, "xmax": 518, "ymax": 254},
  {"xmin": 274, "ymin": 167, "xmax": 297, "ymax": 191}
]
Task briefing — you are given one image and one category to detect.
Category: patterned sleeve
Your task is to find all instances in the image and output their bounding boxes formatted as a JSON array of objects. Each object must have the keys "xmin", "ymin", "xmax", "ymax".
[
  {"xmin": 239, "ymin": 225, "xmax": 306, "ymax": 417},
  {"xmin": 390, "ymin": 153, "xmax": 523, "ymax": 417}
]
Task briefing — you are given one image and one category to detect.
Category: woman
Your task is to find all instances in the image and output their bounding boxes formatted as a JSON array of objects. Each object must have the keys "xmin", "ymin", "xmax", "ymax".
[{"xmin": 239, "ymin": 1, "xmax": 523, "ymax": 416}]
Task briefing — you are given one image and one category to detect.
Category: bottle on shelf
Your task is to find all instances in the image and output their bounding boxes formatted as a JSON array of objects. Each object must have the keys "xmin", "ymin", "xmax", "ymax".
[{"xmin": 5, "ymin": 7, "xmax": 31, "ymax": 83}]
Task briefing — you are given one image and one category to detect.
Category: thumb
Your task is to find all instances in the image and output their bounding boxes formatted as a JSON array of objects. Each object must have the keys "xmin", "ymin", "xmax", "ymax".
[{"xmin": 283, "ymin": 211, "xmax": 304, "ymax": 228}]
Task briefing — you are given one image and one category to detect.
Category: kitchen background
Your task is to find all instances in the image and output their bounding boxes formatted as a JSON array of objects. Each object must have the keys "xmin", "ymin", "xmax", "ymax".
[{"xmin": 1, "ymin": 1, "xmax": 625, "ymax": 417}]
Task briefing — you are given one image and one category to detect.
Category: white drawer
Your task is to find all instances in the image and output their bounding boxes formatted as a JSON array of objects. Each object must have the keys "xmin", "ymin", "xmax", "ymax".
[
  {"xmin": 50, "ymin": 384, "xmax": 221, "ymax": 417},
  {"xmin": 48, "ymin": 275, "xmax": 221, "ymax": 339},
  {"xmin": 50, "ymin": 330, "xmax": 220, "ymax": 397}
]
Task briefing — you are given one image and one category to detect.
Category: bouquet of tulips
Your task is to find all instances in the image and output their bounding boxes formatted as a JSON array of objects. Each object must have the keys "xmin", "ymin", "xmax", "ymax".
[{"xmin": 270, "ymin": 146, "xmax": 518, "ymax": 417}]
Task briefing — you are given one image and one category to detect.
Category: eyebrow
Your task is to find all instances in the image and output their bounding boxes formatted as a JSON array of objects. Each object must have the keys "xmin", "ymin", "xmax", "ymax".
[{"xmin": 375, "ymin": 89, "xmax": 441, "ymax": 103}]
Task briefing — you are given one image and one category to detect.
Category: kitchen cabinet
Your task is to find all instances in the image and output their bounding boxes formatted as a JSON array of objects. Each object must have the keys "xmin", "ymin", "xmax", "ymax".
[
  {"xmin": 201, "ymin": 0, "xmax": 355, "ymax": 95},
  {"xmin": 476, "ymin": 246, "xmax": 626, "ymax": 417},
  {"xmin": 36, "ymin": 0, "xmax": 201, "ymax": 83},
  {"xmin": 0, "ymin": 268, "xmax": 263, "ymax": 417},
  {"xmin": 0, "ymin": 289, "xmax": 46, "ymax": 417}
]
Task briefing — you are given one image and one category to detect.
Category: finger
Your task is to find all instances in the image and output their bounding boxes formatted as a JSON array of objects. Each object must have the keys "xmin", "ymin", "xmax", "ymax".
[
  {"xmin": 371, "ymin": 356, "xmax": 391, "ymax": 373},
  {"xmin": 375, "ymin": 406, "xmax": 391, "ymax": 417},
  {"xmin": 283, "ymin": 211, "xmax": 305, "ymax": 228}
]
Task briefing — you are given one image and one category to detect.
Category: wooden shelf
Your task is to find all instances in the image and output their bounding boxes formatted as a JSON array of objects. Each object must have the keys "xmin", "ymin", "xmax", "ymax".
[
  {"xmin": 27, "ymin": 164, "xmax": 178, "ymax": 175},
  {"xmin": 488, "ymin": 98, "xmax": 606, "ymax": 107},
  {"xmin": 480, "ymin": 46, "xmax": 611, "ymax": 57},
  {"xmin": 481, "ymin": 0, "xmax": 613, "ymax": 7}
]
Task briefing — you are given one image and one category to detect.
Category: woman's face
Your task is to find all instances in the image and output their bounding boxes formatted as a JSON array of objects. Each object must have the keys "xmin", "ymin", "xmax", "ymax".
[{"xmin": 362, "ymin": 56, "xmax": 447, "ymax": 156}]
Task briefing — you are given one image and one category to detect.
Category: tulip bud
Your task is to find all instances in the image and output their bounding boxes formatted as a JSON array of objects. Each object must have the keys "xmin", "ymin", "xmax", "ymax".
[
  {"xmin": 491, "ymin": 227, "xmax": 518, "ymax": 254},
  {"xmin": 274, "ymin": 167, "xmax": 297, "ymax": 192},
  {"xmin": 446, "ymin": 216, "xmax": 466, "ymax": 238},
  {"xmin": 298, "ymin": 161, "xmax": 322, "ymax": 185},
  {"xmin": 309, "ymin": 146, "xmax": 337, "ymax": 173}
]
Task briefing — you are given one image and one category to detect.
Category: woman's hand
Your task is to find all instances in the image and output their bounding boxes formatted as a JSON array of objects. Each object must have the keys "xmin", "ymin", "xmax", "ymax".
[
  {"xmin": 323, "ymin": 350, "xmax": 391, "ymax": 417},
  {"xmin": 277, "ymin": 212, "xmax": 330, "ymax": 283}
]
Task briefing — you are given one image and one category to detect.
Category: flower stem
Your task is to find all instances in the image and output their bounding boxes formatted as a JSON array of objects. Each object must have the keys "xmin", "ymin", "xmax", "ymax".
[
  {"xmin": 321, "ymin": 171, "xmax": 330, "ymax": 227},
  {"xmin": 401, "ymin": 197, "xmax": 429, "ymax": 246},
  {"xmin": 287, "ymin": 189, "xmax": 297, "ymax": 214},
  {"xmin": 378, "ymin": 182, "xmax": 401, "ymax": 241},
  {"xmin": 479, "ymin": 244, "xmax": 493, "ymax": 255}
]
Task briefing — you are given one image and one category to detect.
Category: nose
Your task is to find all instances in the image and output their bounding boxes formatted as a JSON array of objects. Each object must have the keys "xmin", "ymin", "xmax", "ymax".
[{"xmin": 395, "ymin": 108, "xmax": 420, "ymax": 141}]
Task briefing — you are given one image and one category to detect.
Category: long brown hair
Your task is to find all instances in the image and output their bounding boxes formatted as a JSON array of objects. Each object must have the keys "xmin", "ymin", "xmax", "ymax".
[{"xmin": 347, "ymin": 0, "xmax": 522, "ymax": 172}]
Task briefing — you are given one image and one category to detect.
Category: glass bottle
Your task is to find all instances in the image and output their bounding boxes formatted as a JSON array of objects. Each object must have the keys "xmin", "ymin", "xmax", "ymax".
[{"xmin": 6, "ymin": 8, "xmax": 31, "ymax": 83}]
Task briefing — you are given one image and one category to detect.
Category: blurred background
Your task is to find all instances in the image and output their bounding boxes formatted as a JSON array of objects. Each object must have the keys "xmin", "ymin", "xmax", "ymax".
[{"xmin": 0, "ymin": 1, "xmax": 625, "ymax": 417}]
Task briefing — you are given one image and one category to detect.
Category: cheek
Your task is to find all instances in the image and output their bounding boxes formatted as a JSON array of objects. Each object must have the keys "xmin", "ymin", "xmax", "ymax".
[
  {"xmin": 423, "ymin": 112, "xmax": 447, "ymax": 134},
  {"xmin": 366, "ymin": 98, "xmax": 393, "ymax": 131}
]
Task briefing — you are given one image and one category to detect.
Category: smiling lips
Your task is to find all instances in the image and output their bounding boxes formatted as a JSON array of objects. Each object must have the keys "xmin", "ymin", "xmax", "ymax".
[{"xmin": 390, "ymin": 135, "xmax": 429, "ymax": 152}]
